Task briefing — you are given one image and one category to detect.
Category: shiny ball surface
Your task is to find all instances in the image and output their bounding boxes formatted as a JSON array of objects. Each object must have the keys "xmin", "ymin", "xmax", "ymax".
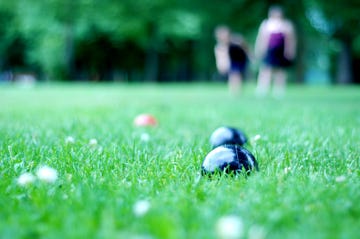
[
  {"xmin": 201, "ymin": 145, "xmax": 258, "ymax": 175},
  {"xmin": 210, "ymin": 126, "xmax": 247, "ymax": 148}
]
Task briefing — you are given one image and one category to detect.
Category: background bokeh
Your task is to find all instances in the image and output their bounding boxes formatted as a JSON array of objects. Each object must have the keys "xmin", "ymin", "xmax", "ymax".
[{"xmin": 0, "ymin": 0, "xmax": 359, "ymax": 83}]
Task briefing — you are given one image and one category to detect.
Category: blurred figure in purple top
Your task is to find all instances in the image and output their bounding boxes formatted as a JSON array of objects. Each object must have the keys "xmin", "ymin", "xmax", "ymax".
[{"xmin": 255, "ymin": 5, "xmax": 296, "ymax": 97}]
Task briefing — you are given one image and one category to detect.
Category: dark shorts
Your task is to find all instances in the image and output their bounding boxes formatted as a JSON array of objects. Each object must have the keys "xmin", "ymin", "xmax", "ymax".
[
  {"xmin": 264, "ymin": 48, "xmax": 293, "ymax": 68},
  {"xmin": 264, "ymin": 32, "xmax": 293, "ymax": 68},
  {"xmin": 230, "ymin": 61, "xmax": 247, "ymax": 73},
  {"xmin": 229, "ymin": 44, "xmax": 248, "ymax": 73}
]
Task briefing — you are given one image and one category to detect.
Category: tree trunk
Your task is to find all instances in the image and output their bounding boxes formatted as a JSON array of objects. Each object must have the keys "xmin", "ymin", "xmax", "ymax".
[
  {"xmin": 64, "ymin": 23, "xmax": 74, "ymax": 80},
  {"xmin": 145, "ymin": 23, "xmax": 159, "ymax": 82},
  {"xmin": 336, "ymin": 40, "xmax": 353, "ymax": 84},
  {"xmin": 145, "ymin": 48, "xmax": 158, "ymax": 82},
  {"xmin": 295, "ymin": 26, "xmax": 305, "ymax": 83}
]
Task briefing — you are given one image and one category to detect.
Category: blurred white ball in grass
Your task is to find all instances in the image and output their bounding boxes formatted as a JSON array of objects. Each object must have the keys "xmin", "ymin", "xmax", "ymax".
[
  {"xmin": 284, "ymin": 167, "xmax": 291, "ymax": 174},
  {"xmin": 97, "ymin": 146, "xmax": 104, "ymax": 154},
  {"xmin": 248, "ymin": 225, "xmax": 266, "ymax": 239},
  {"xmin": 140, "ymin": 133, "xmax": 150, "ymax": 142},
  {"xmin": 65, "ymin": 136, "xmax": 75, "ymax": 144},
  {"xmin": 36, "ymin": 166, "xmax": 58, "ymax": 183},
  {"xmin": 17, "ymin": 172, "xmax": 36, "ymax": 186},
  {"xmin": 216, "ymin": 215, "xmax": 244, "ymax": 239},
  {"xmin": 133, "ymin": 200, "xmax": 151, "ymax": 217},
  {"xmin": 253, "ymin": 134, "xmax": 261, "ymax": 141},
  {"xmin": 89, "ymin": 138, "xmax": 98, "ymax": 146},
  {"xmin": 335, "ymin": 175, "xmax": 346, "ymax": 183}
]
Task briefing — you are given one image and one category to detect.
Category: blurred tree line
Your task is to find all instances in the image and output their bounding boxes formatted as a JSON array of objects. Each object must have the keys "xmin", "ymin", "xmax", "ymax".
[{"xmin": 0, "ymin": 0, "xmax": 359, "ymax": 83}]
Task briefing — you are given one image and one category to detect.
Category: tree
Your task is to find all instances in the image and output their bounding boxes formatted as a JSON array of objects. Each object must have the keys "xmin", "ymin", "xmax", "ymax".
[
  {"xmin": 2, "ymin": 0, "xmax": 357, "ymax": 83},
  {"xmin": 304, "ymin": 0, "xmax": 360, "ymax": 83},
  {"xmin": 0, "ymin": 4, "xmax": 19, "ymax": 71}
]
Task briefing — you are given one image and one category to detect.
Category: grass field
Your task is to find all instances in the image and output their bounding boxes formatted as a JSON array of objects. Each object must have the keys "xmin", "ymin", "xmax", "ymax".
[{"xmin": 0, "ymin": 83, "xmax": 359, "ymax": 239}]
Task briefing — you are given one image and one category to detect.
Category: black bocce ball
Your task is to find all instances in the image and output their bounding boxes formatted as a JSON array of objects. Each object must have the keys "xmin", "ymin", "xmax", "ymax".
[
  {"xmin": 210, "ymin": 126, "xmax": 247, "ymax": 148},
  {"xmin": 201, "ymin": 144, "xmax": 258, "ymax": 175}
]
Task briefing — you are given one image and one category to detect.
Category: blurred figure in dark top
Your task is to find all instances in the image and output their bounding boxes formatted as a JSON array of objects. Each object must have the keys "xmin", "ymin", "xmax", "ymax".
[
  {"xmin": 214, "ymin": 26, "xmax": 231, "ymax": 80},
  {"xmin": 214, "ymin": 26, "xmax": 249, "ymax": 95},
  {"xmin": 228, "ymin": 33, "xmax": 249, "ymax": 95}
]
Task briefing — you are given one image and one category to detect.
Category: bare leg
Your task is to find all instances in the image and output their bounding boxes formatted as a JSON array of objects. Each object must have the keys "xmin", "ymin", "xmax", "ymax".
[
  {"xmin": 256, "ymin": 65, "xmax": 272, "ymax": 97},
  {"xmin": 228, "ymin": 72, "xmax": 242, "ymax": 95},
  {"xmin": 273, "ymin": 68, "xmax": 287, "ymax": 98}
]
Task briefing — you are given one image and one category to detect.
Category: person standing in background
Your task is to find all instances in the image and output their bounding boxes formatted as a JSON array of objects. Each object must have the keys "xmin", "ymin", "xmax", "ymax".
[
  {"xmin": 214, "ymin": 26, "xmax": 231, "ymax": 80},
  {"xmin": 228, "ymin": 33, "xmax": 249, "ymax": 95},
  {"xmin": 255, "ymin": 5, "xmax": 296, "ymax": 97},
  {"xmin": 214, "ymin": 26, "xmax": 249, "ymax": 95}
]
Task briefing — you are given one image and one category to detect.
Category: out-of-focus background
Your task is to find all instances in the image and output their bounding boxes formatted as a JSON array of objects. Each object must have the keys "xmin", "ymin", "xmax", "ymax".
[{"xmin": 0, "ymin": 0, "xmax": 359, "ymax": 84}]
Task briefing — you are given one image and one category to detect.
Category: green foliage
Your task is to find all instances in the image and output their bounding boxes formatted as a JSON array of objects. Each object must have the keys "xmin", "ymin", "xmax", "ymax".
[
  {"xmin": 0, "ymin": 83, "xmax": 359, "ymax": 238},
  {"xmin": 0, "ymin": 0, "xmax": 358, "ymax": 81},
  {"xmin": 307, "ymin": 0, "xmax": 360, "ymax": 39},
  {"xmin": 304, "ymin": 0, "xmax": 360, "ymax": 58}
]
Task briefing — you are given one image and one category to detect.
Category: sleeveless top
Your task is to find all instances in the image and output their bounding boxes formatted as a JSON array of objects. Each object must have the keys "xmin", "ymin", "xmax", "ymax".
[
  {"xmin": 262, "ymin": 19, "xmax": 294, "ymax": 67},
  {"xmin": 265, "ymin": 32, "xmax": 292, "ymax": 67}
]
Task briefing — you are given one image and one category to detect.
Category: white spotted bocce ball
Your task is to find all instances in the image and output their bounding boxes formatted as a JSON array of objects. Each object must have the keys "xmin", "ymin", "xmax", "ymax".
[
  {"xmin": 202, "ymin": 145, "xmax": 258, "ymax": 175},
  {"xmin": 210, "ymin": 126, "xmax": 247, "ymax": 148}
]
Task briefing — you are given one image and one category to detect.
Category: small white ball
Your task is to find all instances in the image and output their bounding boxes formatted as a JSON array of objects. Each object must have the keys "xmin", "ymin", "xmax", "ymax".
[
  {"xmin": 140, "ymin": 133, "xmax": 150, "ymax": 142},
  {"xmin": 89, "ymin": 138, "xmax": 98, "ymax": 146},
  {"xmin": 17, "ymin": 172, "xmax": 36, "ymax": 186},
  {"xmin": 65, "ymin": 136, "xmax": 75, "ymax": 144},
  {"xmin": 36, "ymin": 166, "xmax": 58, "ymax": 183},
  {"xmin": 133, "ymin": 200, "xmax": 151, "ymax": 217},
  {"xmin": 253, "ymin": 134, "xmax": 261, "ymax": 142},
  {"xmin": 335, "ymin": 175, "xmax": 346, "ymax": 183},
  {"xmin": 216, "ymin": 215, "xmax": 244, "ymax": 239}
]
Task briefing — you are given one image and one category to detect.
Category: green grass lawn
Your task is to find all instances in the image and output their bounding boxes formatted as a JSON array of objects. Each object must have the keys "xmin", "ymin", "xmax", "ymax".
[{"xmin": 1, "ymin": 82, "xmax": 359, "ymax": 239}]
